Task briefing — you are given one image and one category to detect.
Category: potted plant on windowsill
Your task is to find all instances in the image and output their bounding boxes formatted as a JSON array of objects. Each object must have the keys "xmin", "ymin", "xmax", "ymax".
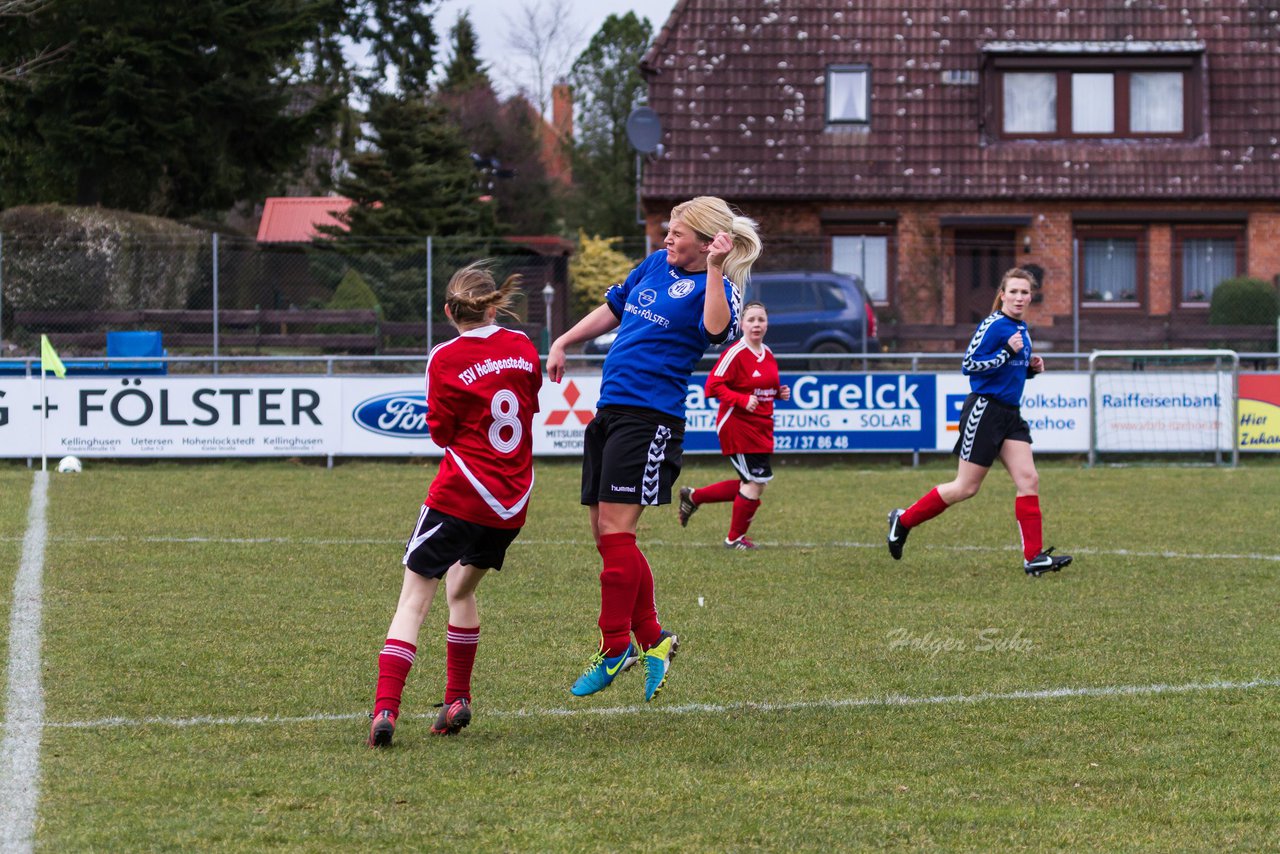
[
  {"xmin": 1119, "ymin": 290, "xmax": 1136, "ymax": 301},
  {"xmin": 1083, "ymin": 290, "xmax": 1102, "ymax": 301},
  {"xmin": 1186, "ymin": 290, "xmax": 1207, "ymax": 302}
]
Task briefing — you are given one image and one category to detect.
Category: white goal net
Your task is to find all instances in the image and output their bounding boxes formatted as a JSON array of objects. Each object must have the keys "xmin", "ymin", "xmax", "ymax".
[{"xmin": 1088, "ymin": 349, "xmax": 1239, "ymax": 465}]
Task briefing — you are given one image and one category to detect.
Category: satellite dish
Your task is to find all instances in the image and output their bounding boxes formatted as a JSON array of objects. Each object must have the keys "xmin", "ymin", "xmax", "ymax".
[{"xmin": 625, "ymin": 107, "xmax": 663, "ymax": 154}]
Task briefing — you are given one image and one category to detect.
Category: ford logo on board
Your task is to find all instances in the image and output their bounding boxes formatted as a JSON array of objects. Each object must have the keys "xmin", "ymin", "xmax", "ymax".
[{"xmin": 353, "ymin": 391, "xmax": 430, "ymax": 438}]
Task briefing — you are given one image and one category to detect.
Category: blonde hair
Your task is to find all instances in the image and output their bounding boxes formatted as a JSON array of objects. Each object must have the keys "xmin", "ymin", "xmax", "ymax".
[
  {"xmin": 446, "ymin": 260, "xmax": 522, "ymax": 327},
  {"xmin": 669, "ymin": 196, "xmax": 763, "ymax": 286},
  {"xmin": 991, "ymin": 267, "xmax": 1036, "ymax": 313}
]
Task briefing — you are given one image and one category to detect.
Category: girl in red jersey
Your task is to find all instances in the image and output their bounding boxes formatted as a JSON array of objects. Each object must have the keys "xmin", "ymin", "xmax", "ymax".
[
  {"xmin": 368, "ymin": 261, "xmax": 542, "ymax": 748},
  {"xmin": 678, "ymin": 301, "xmax": 790, "ymax": 549}
]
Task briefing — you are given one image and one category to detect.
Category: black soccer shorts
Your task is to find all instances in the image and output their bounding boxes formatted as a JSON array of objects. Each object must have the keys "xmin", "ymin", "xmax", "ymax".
[
  {"xmin": 728, "ymin": 452, "xmax": 773, "ymax": 484},
  {"xmin": 952, "ymin": 393, "xmax": 1032, "ymax": 467},
  {"xmin": 402, "ymin": 505, "xmax": 521, "ymax": 579},
  {"xmin": 580, "ymin": 407, "xmax": 685, "ymax": 506}
]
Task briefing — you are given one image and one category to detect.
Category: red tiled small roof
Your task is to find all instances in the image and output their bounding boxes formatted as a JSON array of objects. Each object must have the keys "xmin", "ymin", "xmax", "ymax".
[{"xmin": 256, "ymin": 196, "xmax": 354, "ymax": 242}]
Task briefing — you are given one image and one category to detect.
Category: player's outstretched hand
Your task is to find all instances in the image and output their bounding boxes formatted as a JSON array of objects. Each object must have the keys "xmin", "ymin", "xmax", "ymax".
[{"xmin": 547, "ymin": 342, "xmax": 567, "ymax": 383}]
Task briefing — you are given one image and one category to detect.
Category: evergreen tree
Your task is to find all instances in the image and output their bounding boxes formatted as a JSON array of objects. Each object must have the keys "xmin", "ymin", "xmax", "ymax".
[
  {"xmin": 327, "ymin": 93, "xmax": 493, "ymax": 240},
  {"xmin": 0, "ymin": 0, "xmax": 345, "ymax": 216},
  {"xmin": 321, "ymin": 267, "xmax": 383, "ymax": 333},
  {"xmin": 349, "ymin": 0, "xmax": 438, "ymax": 98},
  {"xmin": 567, "ymin": 13, "xmax": 653, "ymax": 239},
  {"xmin": 317, "ymin": 93, "xmax": 494, "ymax": 324},
  {"xmin": 435, "ymin": 13, "xmax": 560, "ymax": 235},
  {"xmin": 492, "ymin": 98, "xmax": 560, "ymax": 234},
  {"xmin": 440, "ymin": 11, "xmax": 489, "ymax": 93},
  {"xmin": 327, "ymin": 267, "xmax": 382, "ymax": 316}
]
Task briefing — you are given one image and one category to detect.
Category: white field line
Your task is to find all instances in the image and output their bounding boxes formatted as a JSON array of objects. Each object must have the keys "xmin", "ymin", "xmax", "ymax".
[
  {"xmin": 1, "ymin": 472, "xmax": 49, "ymax": 854},
  {"xmin": 44, "ymin": 677, "xmax": 1280, "ymax": 732},
  {"xmin": 1, "ymin": 534, "xmax": 1276, "ymax": 563}
]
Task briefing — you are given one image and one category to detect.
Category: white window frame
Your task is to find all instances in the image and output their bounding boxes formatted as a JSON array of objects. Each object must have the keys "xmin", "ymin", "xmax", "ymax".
[
  {"xmin": 831, "ymin": 234, "xmax": 889, "ymax": 302},
  {"xmin": 827, "ymin": 64, "xmax": 871, "ymax": 125}
]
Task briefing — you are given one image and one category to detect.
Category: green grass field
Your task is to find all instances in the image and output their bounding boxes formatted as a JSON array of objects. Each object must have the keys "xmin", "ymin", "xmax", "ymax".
[{"xmin": 3, "ymin": 457, "xmax": 1279, "ymax": 851}]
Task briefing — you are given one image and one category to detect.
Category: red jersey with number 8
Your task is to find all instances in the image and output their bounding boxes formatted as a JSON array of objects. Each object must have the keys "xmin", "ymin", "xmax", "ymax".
[{"xmin": 424, "ymin": 326, "xmax": 542, "ymax": 528}]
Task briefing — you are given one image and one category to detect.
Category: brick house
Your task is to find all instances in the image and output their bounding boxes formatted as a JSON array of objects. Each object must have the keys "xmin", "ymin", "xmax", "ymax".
[{"xmin": 637, "ymin": 0, "xmax": 1280, "ymax": 350}]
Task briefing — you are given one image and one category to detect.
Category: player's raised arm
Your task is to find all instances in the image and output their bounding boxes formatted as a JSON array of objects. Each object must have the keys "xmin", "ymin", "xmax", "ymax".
[
  {"xmin": 703, "ymin": 231, "xmax": 735, "ymax": 338},
  {"xmin": 547, "ymin": 304, "xmax": 619, "ymax": 383}
]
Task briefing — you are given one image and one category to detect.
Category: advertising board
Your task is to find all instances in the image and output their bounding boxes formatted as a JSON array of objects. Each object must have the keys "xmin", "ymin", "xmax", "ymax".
[{"xmin": 0, "ymin": 370, "xmax": 1268, "ymax": 459}]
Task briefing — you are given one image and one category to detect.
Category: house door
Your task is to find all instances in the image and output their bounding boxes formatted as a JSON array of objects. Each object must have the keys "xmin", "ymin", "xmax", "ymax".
[{"xmin": 954, "ymin": 230, "xmax": 1016, "ymax": 325}]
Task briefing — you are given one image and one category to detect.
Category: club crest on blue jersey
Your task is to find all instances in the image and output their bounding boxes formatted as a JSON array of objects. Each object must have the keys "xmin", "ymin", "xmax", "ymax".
[
  {"xmin": 637, "ymin": 288, "xmax": 658, "ymax": 307},
  {"xmin": 668, "ymin": 279, "xmax": 696, "ymax": 299}
]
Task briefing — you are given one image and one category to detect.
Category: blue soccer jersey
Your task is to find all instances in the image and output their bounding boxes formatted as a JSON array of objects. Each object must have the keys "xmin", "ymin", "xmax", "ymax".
[
  {"xmin": 962, "ymin": 311, "xmax": 1033, "ymax": 406},
  {"xmin": 598, "ymin": 250, "xmax": 742, "ymax": 419}
]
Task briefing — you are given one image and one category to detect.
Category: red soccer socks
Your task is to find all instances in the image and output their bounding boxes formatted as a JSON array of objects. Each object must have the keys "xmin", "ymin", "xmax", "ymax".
[
  {"xmin": 728, "ymin": 493, "xmax": 761, "ymax": 542},
  {"xmin": 900, "ymin": 487, "xmax": 948, "ymax": 529},
  {"xmin": 630, "ymin": 549, "xmax": 662, "ymax": 651},
  {"xmin": 444, "ymin": 624, "xmax": 480, "ymax": 704},
  {"xmin": 597, "ymin": 532, "xmax": 642, "ymax": 656},
  {"xmin": 373, "ymin": 638, "xmax": 416, "ymax": 720},
  {"xmin": 1015, "ymin": 494, "xmax": 1043, "ymax": 562},
  {"xmin": 692, "ymin": 480, "xmax": 739, "ymax": 505}
]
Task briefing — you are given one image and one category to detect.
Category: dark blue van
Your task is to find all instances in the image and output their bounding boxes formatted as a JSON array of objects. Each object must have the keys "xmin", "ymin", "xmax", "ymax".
[{"xmin": 583, "ymin": 270, "xmax": 879, "ymax": 361}]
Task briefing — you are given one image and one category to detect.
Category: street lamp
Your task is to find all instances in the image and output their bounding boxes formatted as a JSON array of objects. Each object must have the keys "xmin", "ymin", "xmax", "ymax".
[{"xmin": 541, "ymin": 282, "xmax": 555, "ymax": 354}]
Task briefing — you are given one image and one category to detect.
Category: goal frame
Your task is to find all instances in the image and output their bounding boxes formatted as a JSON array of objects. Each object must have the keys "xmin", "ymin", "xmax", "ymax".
[{"xmin": 1088, "ymin": 349, "xmax": 1240, "ymax": 467}]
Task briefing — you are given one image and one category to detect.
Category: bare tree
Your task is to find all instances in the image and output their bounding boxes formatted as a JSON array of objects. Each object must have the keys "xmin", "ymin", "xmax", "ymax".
[
  {"xmin": 0, "ymin": 0, "xmax": 67, "ymax": 84},
  {"xmin": 502, "ymin": 0, "xmax": 585, "ymax": 118}
]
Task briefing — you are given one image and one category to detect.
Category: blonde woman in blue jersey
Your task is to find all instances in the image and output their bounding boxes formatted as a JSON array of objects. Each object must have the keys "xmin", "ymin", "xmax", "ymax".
[
  {"xmin": 885, "ymin": 267, "xmax": 1072, "ymax": 576},
  {"xmin": 547, "ymin": 196, "xmax": 762, "ymax": 701}
]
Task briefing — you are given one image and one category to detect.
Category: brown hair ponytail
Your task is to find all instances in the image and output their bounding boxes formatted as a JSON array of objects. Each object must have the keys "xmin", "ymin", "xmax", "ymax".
[{"xmin": 446, "ymin": 260, "xmax": 522, "ymax": 327}]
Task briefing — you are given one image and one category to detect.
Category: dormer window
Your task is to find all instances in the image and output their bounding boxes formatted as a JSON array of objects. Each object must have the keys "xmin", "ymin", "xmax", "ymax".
[
  {"xmin": 985, "ymin": 42, "xmax": 1201, "ymax": 140},
  {"xmin": 827, "ymin": 64, "xmax": 871, "ymax": 125}
]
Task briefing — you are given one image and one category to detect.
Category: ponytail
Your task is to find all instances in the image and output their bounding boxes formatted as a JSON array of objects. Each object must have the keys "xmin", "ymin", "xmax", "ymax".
[
  {"xmin": 670, "ymin": 196, "xmax": 763, "ymax": 286},
  {"xmin": 446, "ymin": 260, "xmax": 522, "ymax": 327}
]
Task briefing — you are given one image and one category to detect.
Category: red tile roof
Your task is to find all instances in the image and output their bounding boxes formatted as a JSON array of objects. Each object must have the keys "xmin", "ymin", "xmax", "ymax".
[
  {"xmin": 639, "ymin": 0, "xmax": 1280, "ymax": 202},
  {"xmin": 256, "ymin": 197, "xmax": 354, "ymax": 242}
]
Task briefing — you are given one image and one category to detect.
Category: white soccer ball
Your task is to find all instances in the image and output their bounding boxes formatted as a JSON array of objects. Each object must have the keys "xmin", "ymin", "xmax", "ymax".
[{"xmin": 56, "ymin": 455, "xmax": 83, "ymax": 474}]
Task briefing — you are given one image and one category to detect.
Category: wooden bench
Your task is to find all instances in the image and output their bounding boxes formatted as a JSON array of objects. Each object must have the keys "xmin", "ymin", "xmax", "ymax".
[{"xmin": 12, "ymin": 310, "xmax": 547, "ymax": 356}]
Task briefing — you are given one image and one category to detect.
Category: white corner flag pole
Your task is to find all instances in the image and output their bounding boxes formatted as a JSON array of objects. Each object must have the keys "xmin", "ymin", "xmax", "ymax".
[{"xmin": 40, "ymin": 367, "xmax": 47, "ymax": 472}]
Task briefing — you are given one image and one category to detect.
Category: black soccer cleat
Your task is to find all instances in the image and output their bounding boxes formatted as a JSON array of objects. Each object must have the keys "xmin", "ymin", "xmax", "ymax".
[
  {"xmin": 430, "ymin": 697, "xmax": 472, "ymax": 736},
  {"xmin": 1024, "ymin": 547, "xmax": 1072, "ymax": 577},
  {"xmin": 886, "ymin": 508, "xmax": 910, "ymax": 560},
  {"xmin": 368, "ymin": 710, "xmax": 395, "ymax": 748},
  {"xmin": 677, "ymin": 486, "xmax": 698, "ymax": 527}
]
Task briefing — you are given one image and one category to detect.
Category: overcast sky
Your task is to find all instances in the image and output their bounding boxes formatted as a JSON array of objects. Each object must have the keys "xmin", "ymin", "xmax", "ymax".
[{"xmin": 433, "ymin": 0, "xmax": 676, "ymax": 97}]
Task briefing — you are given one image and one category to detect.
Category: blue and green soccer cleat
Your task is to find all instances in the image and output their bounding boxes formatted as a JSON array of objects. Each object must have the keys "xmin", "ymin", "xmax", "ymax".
[
  {"xmin": 571, "ymin": 639, "xmax": 641, "ymax": 697},
  {"xmin": 643, "ymin": 631, "xmax": 680, "ymax": 701}
]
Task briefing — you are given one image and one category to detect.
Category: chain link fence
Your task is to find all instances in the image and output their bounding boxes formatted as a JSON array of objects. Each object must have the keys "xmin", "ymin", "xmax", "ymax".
[
  {"xmin": 1, "ymin": 230, "xmax": 1276, "ymax": 370},
  {"xmin": 0, "ymin": 234, "xmax": 653, "ymax": 372}
]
